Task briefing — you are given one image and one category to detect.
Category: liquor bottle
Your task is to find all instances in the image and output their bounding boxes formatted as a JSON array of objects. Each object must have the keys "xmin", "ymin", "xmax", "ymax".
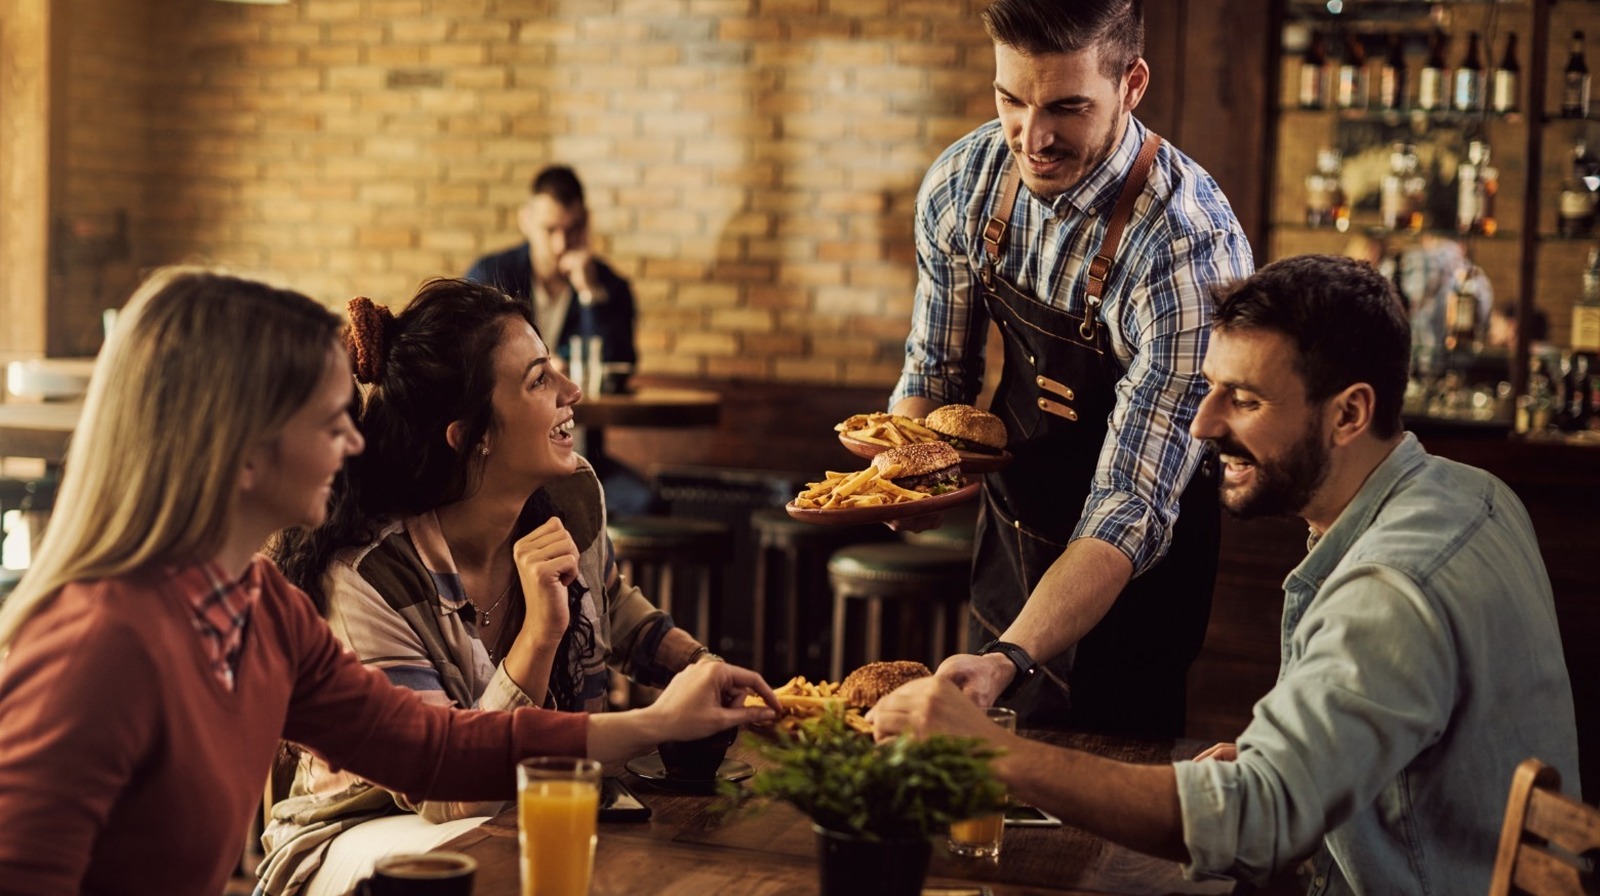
[
  {"xmin": 1382, "ymin": 144, "xmax": 1427, "ymax": 232},
  {"xmin": 1563, "ymin": 352, "xmax": 1594, "ymax": 430},
  {"xmin": 1418, "ymin": 30, "xmax": 1448, "ymax": 112},
  {"xmin": 1558, "ymin": 140, "xmax": 1599, "ymax": 239},
  {"xmin": 1563, "ymin": 31, "xmax": 1591, "ymax": 119},
  {"xmin": 1336, "ymin": 33, "xmax": 1368, "ymax": 110},
  {"xmin": 1445, "ymin": 265, "xmax": 1484, "ymax": 353},
  {"xmin": 1575, "ymin": 247, "xmax": 1600, "ymax": 354},
  {"xmin": 1453, "ymin": 31, "xmax": 1484, "ymax": 113},
  {"xmin": 1378, "ymin": 33, "xmax": 1408, "ymax": 111},
  {"xmin": 1306, "ymin": 148, "xmax": 1349, "ymax": 230},
  {"xmin": 1299, "ymin": 32, "xmax": 1330, "ymax": 109},
  {"xmin": 1491, "ymin": 32, "xmax": 1520, "ymax": 115},
  {"xmin": 1457, "ymin": 140, "xmax": 1495, "ymax": 235}
]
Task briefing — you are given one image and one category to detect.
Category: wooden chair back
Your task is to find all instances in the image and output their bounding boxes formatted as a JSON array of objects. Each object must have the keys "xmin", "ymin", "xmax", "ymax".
[{"xmin": 1489, "ymin": 758, "xmax": 1600, "ymax": 895}]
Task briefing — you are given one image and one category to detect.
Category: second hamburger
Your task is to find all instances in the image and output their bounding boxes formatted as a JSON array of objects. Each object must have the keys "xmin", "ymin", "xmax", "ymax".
[
  {"xmin": 924, "ymin": 404, "xmax": 1007, "ymax": 455},
  {"xmin": 872, "ymin": 441, "xmax": 964, "ymax": 496}
]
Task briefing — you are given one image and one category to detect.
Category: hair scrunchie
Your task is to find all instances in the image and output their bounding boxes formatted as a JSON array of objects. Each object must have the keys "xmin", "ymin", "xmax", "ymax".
[{"xmin": 344, "ymin": 296, "xmax": 394, "ymax": 384}]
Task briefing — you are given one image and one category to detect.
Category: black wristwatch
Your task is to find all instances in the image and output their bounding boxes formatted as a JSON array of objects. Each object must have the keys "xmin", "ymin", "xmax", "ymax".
[{"xmin": 977, "ymin": 639, "xmax": 1038, "ymax": 701}]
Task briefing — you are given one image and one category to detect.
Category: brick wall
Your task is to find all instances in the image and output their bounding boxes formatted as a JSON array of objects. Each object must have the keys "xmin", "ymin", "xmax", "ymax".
[{"xmin": 49, "ymin": 0, "xmax": 997, "ymax": 385}]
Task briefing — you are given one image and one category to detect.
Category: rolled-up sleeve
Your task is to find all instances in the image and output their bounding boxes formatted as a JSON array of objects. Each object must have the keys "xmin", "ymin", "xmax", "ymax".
[{"xmin": 1173, "ymin": 564, "xmax": 1457, "ymax": 884}]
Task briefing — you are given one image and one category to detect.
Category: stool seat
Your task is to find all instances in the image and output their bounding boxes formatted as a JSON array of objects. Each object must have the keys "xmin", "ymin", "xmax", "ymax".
[
  {"xmin": 606, "ymin": 515, "xmax": 730, "ymax": 668},
  {"xmin": 607, "ymin": 515, "xmax": 729, "ymax": 555},
  {"xmin": 749, "ymin": 507, "xmax": 887, "ymax": 680},
  {"xmin": 827, "ymin": 542, "xmax": 970, "ymax": 585},
  {"xmin": 827, "ymin": 543, "xmax": 971, "ymax": 681}
]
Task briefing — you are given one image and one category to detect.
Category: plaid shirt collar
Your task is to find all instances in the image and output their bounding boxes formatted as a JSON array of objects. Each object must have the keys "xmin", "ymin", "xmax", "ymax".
[{"xmin": 181, "ymin": 560, "xmax": 262, "ymax": 691}]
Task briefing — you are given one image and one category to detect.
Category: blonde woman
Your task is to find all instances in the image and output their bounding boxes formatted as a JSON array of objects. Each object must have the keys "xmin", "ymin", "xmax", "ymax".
[{"xmin": 0, "ymin": 268, "xmax": 776, "ymax": 896}]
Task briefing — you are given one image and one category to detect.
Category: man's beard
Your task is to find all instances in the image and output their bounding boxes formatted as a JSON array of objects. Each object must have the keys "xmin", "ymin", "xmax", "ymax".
[
  {"xmin": 1012, "ymin": 110, "xmax": 1125, "ymax": 199},
  {"xmin": 1211, "ymin": 415, "xmax": 1332, "ymax": 520}
]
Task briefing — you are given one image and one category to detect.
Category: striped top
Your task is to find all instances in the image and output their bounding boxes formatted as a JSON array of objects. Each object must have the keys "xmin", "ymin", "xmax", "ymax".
[{"xmin": 890, "ymin": 117, "xmax": 1254, "ymax": 574}]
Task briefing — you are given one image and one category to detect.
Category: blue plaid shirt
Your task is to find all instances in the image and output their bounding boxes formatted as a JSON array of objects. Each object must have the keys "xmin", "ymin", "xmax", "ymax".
[{"xmin": 890, "ymin": 117, "xmax": 1254, "ymax": 574}]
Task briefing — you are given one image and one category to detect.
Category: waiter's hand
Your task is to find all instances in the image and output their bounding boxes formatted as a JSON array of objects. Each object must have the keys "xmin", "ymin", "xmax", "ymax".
[
  {"xmin": 886, "ymin": 510, "xmax": 944, "ymax": 533},
  {"xmin": 934, "ymin": 652, "xmax": 1015, "ymax": 708}
]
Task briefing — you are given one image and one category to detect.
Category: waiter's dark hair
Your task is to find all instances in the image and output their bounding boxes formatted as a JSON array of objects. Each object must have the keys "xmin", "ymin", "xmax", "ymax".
[
  {"xmin": 1212, "ymin": 254, "xmax": 1410, "ymax": 440},
  {"xmin": 981, "ymin": 0, "xmax": 1144, "ymax": 80}
]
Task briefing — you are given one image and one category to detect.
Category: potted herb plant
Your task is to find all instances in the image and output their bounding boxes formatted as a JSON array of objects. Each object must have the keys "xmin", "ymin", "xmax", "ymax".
[{"xmin": 722, "ymin": 710, "xmax": 1008, "ymax": 896}]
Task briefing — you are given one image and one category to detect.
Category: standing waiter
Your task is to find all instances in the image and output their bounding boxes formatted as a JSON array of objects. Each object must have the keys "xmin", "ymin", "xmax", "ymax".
[{"xmin": 890, "ymin": 0, "xmax": 1253, "ymax": 736}]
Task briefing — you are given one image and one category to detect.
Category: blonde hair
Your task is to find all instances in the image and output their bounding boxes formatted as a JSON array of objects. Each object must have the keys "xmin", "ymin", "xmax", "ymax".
[{"xmin": 0, "ymin": 267, "xmax": 342, "ymax": 651}]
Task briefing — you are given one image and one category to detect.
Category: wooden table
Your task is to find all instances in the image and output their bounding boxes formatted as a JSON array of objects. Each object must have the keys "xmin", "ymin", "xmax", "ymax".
[
  {"xmin": 572, "ymin": 388, "xmax": 721, "ymax": 430},
  {"xmin": 442, "ymin": 731, "xmax": 1237, "ymax": 895},
  {"xmin": 0, "ymin": 402, "xmax": 81, "ymax": 463}
]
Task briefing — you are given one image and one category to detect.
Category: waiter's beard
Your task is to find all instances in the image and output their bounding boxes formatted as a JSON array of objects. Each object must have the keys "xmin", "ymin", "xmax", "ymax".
[{"xmin": 1010, "ymin": 110, "xmax": 1127, "ymax": 200}]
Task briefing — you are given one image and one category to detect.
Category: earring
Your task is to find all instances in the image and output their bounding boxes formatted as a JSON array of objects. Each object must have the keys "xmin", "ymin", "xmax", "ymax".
[{"xmin": 479, "ymin": 444, "xmax": 490, "ymax": 457}]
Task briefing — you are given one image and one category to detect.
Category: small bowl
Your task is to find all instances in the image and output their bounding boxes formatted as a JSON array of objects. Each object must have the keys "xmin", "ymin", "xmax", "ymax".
[{"xmin": 656, "ymin": 726, "xmax": 738, "ymax": 780}]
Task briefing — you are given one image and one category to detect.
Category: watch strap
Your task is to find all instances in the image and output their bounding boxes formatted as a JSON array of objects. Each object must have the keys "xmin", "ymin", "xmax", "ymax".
[{"xmin": 978, "ymin": 639, "xmax": 1038, "ymax": 701}]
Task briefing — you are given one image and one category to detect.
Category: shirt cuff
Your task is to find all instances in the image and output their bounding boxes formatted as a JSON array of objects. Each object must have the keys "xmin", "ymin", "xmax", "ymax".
[
  {"xmin": 1173, "ymin": 759, "xmax": 1247, "ymax": 883},
  {"xmin": 481, "ymin": 664, "xmax": 541, "ymax": 711}
]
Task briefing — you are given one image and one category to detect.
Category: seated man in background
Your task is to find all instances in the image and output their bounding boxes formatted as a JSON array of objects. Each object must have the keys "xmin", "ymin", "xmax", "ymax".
[
  {"xmin": 871, "ymin": 254, "xmax": 1580, "ymax": 893},
  {"xmin": 467, "ymin": 164, "xmax": 655, "ymax": 514}
]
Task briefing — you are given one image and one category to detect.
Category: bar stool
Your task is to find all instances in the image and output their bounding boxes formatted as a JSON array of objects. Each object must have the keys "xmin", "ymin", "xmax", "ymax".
[
  {"xmin": 827, "ymin": 542, "xmax": 972, "ymax": 682},
  {"xmin": 749, "ymin": 508, "xmax": 889, "ymax": 680},
  {"xmin": 606, "ymin": 515, "xmax": 731, "ymax": 651}
]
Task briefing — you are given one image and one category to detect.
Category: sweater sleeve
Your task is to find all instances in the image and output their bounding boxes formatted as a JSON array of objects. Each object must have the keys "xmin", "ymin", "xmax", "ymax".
[
  {"xmin": 273, "ymin": 575, "xmax": 588, "ymax": 803},
  {"xmin": 0, "ymin": 589, "xmax": 162, "ymax": 895}
]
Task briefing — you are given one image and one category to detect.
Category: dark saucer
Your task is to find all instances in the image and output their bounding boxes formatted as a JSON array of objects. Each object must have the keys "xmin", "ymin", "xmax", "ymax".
[{"xmin": 624, "ymin": 754, "xmax": 754, "ymax": 792}]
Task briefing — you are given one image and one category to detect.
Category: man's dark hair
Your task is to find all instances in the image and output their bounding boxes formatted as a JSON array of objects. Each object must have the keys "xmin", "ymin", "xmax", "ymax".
[
  {"xmin": 1213, "ymin": 254, "xmax": 1411, "ymax": 440},
  {"xmin": 530, "ymin": 164, "xmax": 585, "ymax": 208},
  {"xmin": 981, "ymin": 0, "xmax": 1144, "ymax": 80}
]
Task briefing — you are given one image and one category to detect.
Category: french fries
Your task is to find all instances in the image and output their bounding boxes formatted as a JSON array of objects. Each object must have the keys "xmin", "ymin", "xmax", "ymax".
[
  {"xmin": 835, "ymin": 412, "xmax": 943, "ymax": 448},
  {"xmin": 746, "ymin": 675, "xmax": 871, "ymax": 735},
  {"xmin": 791, "ymin": 462, "xmax": 931, "ymax": 510}
]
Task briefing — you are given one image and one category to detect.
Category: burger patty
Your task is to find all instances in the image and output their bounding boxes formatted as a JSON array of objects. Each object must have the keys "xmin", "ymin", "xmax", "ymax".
[
  {"xmin": 893, "ymin": 465, "xmax": 964, "ymax": 494},
  {"xmin": 939, "ymin": 435, "xmax": 1002, "ymax": 455}
]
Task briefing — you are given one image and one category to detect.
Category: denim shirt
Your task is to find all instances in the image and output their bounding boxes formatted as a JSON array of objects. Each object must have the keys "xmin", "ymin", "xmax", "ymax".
[{"xmin": 1174, "ymin": 434, "xmax": 1579, "ymax": 893}]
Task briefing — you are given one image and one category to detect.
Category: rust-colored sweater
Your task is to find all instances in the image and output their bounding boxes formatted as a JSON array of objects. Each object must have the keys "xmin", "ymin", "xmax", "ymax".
[{"xmin": 0, "ymin": 558, "xmax": 588, "ymax": 896}]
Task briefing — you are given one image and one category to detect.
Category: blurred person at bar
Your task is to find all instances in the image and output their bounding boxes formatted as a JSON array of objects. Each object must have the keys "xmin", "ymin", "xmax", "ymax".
[
  {"xmin": 465, "ymin": 164, "xmax": 654, "ymax": 515},
  {"xmin": 258, "ymin": 280, "xmax": 719, "ymax": 896},
  {"xmin": 0, "ymin": 268, "xmax": 777, "ymax": 896},
  {"xmin": 873, "ymin": 254, "xmax": 1579, "ymax": 893},
  {"xmin": 891, "ymin": 0, "xmax": 1254, "ymax": 735}
]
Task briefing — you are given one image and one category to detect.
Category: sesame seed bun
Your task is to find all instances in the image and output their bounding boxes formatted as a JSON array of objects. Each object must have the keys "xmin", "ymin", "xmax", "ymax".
[
  {"xmin": 839, "ymin": 660, "xmax": 933, "ymax": 709},
  {"xmin": 924, "ymin": 404, "xmax": 1007, "ymax": 453},
  {"xmin": 871, "ymin": 441, "xmax": 960, "ymax": 479}
]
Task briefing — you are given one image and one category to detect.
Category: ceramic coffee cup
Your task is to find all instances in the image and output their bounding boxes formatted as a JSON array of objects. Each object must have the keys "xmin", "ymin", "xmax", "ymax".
[
  {"xmin": 656, "ymin": 726, "xmax": 738, "ymax": 780},
  {"xmin": 358, "ymin": 851, "xmax": 476, "ymax": 896}
]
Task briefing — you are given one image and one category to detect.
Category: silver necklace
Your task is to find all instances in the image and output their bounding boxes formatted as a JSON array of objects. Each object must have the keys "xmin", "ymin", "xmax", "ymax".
[{"xmin": 470, "ymin": 579, "xmax": 514, "ymax": 627}]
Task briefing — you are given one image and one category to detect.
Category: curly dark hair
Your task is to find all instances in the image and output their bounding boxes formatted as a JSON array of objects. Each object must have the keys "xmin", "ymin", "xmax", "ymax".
[{"xmin": 272, "ymin": 278, "xmax": 595, "ymax": 711}]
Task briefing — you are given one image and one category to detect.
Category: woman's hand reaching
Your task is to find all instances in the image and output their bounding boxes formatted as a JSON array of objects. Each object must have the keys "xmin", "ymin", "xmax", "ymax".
[{"xmin": 585, "ymin": 661, "xmax": 779, "ymax": 765}]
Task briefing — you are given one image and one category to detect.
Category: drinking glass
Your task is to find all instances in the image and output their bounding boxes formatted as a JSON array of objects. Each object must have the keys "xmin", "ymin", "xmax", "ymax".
[
  {"xmin": 517, "ymin": 756, "xmax": 603, "ymax": 896},
  {"xmin": 947, "ymin": 707, "xmax": 1017, "ymax": 859}
]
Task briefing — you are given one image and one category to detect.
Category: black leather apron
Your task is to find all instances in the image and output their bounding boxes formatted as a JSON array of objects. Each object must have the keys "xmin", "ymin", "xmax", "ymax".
[{"xmin": 970, "ymin": 135, "xmax": 1219, "ymax": 737}]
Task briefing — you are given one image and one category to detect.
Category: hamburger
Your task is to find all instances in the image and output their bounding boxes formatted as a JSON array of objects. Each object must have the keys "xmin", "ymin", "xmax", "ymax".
[
  {"xmin": 872, "ymin": 442, "xmax": 964, "ymax": 495},
  {"xmin": 839, "ymin": 660, "xmax": 933, "ymax": 709},
  {"xmin": 924, "ymin": 404, "xmax": 1007, "ymax": 455}
]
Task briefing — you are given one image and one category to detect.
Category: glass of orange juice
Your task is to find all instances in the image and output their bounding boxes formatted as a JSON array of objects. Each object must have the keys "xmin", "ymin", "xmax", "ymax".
[
  {"xmin": 517, "ymin": 756, "xmax": 602, "ymax": 896},
  {"xmin": 947, "ymin": 707, "xmax": 1017, "ymax": 859}
]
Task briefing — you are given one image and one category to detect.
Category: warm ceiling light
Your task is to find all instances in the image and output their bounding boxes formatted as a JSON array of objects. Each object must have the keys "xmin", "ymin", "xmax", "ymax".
[{"xmin": 213, "ymin": 0, "xmax": 290, "ymax": 4}]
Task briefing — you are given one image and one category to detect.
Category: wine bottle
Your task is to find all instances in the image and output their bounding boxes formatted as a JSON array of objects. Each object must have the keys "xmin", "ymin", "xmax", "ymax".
[
  {"xmin": 1378, "ymin": 33, "xmax": 1408, "ymax": 111},
  {"xmin": 1572, "ymin": 248, "xmax": 1600, "ymax": 355},
  {"xmin": 1491, "ymin": 32, "xmax": 1519, "ymax": 115},
  {"xmin": 1336, "ymin": 33, "xmax": 1368, "ymax": 110},
  {"xmin": 1300, "ymin": 32, "xmax": 1329, "ymax": 109},
  {"xmin": 1454, "ymin": 31, "xmax": 1484, "ymax": 113},
  {"xmin": 1418, "ymin": 30, "xmax": 1447, "ymax": 112},
  {"xmin": 1563, "ymin": 31, "xmax": 1591, "ymax": 119},
  {"xmin": 1558, "ymin": 140, "xmax": 1599, "ymax": 238}
]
